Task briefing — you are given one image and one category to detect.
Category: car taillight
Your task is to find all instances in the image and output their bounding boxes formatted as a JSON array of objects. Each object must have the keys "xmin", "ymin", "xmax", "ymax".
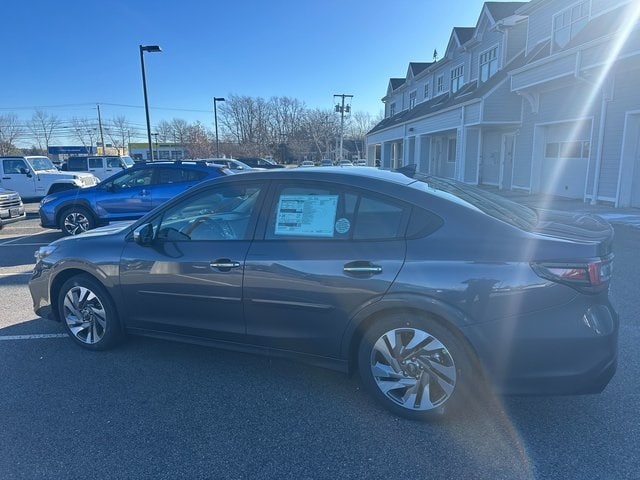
[{"xmin": 531, "ymin": 255, "xmax": 613, "ymax": 293}]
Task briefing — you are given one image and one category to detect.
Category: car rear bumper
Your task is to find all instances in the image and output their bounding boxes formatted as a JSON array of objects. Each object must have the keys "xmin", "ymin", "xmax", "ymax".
[{"xmin": 462, "ymin": 301, "xmax": 619, "ymax": 395}]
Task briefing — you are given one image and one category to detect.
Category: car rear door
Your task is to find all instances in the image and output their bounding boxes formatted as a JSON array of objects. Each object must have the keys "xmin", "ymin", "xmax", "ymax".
[
  {"xmin": 242, "ymin": 180, "xmax": 409, "ymax": 358},
  {"xmin": 149, "ymin": 167, "xmax": 209, "ymax": 209}
]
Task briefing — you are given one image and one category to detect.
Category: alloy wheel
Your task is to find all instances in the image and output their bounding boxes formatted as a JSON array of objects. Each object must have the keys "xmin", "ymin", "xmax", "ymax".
[{"xmin": 62, "ymin": 285, "xmax": 107, "ymax": 345}]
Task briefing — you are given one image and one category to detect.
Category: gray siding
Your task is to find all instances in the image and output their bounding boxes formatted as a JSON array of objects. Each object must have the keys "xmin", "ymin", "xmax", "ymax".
[
  {"xmin": 525, "ymin": 0, "xmax": 561, "ymax": 54},
  {"xmin": 598, "ymin": 67, "xmax": 640, "ymax": 199},
  {"xmin": 483, "ymin": 79, "xmax": 523, "ymax": 122},
  {"xmin": 464, "ymin": 129, "xmax": 480, "ymax": 182},
  {"xmin": 506, "ymin": 20, "xmax": 528, "ymax": 62}
]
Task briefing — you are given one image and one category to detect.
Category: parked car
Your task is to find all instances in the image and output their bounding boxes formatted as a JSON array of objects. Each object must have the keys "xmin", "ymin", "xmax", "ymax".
[
  {"xmin": 299, "ymin": 160, "xmax": 315, "ymax": 167},
  {"xmin": 0, "ymin": 156, "xmax": 99, "ymax": 200},
  {"xmin": 338, "ymin": 159, "xmax": 354, "ymax": 166},
  {"xmin": 238, "ymin": 157, "xmax": 285, "ymax": 169},
  {"xmin": 356, "ymin": 159, "xmax": 368, "ymax": 166},
  {"xmin": 320, "ymin": 159, "xmax": 334, "ymax": 167},
  {"xmin": 38, "ymin": 160, "xmax": 231, "ymax": 235},
  {"xmin": 204, "ymin": 158, "xmax": 260, "ymax": 172},
  {"xmin": 29, "ymin": 168, "xmax": 618, "ymax": 421},
  {"xmin": 61, "ymin": 155, "xmax": 135, "ymax": 181},
  {"xmin": 0, "ymin": 187, "xmax": 26, "ymax": 228}
]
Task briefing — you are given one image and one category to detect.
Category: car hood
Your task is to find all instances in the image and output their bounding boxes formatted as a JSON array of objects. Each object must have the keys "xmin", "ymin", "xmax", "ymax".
[
  {"xmin": 532, "ymin": 209, "xmax": 614, "ymax": 254},
  {"xmin": 36, "ymin": 170, "xmax": 99, "ymax": 186}
]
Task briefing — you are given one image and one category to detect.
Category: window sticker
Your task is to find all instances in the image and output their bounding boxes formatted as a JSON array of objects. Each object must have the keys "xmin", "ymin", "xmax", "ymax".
[
  {"xmin": 275, "ymin": 194, "xmax": 338, "ymax": 237},
  {"xmin": 335, "ymin": 217, "xmax": 351, "ymax": 234}
]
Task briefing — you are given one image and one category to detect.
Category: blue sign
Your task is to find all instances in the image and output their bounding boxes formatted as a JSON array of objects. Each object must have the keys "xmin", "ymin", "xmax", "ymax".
[{"xmin": 48, "ymin": 146, "xmax": 97, "ymax": 155}]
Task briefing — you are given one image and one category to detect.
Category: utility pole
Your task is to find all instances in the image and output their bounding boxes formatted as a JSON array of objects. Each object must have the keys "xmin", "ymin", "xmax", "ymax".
[
  {"xmin": 333, "ymin": 94, "xmax": 353, "ymax": 161},
  {"xmin": 97, "ymin": 103, "xmax": 106, "ymax": 155}
]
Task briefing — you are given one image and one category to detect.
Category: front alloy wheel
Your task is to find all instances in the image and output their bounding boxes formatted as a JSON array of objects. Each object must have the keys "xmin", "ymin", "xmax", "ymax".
[
  {"xmin": 359, "ymin": 314, "xmax": 473, "ymax": 420},
  {"xmin": 58, "ymin": 275, "xmax": 122, "ymax": 350}
]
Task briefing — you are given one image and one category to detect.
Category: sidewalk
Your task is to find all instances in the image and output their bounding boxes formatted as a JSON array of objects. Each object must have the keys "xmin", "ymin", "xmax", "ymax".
[{"xmin": 479, "ymin": 186, "xmax": 640, "ymax": 229}]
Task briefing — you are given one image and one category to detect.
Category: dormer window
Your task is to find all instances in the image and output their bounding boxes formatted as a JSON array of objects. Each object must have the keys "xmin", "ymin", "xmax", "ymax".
[
  {"xmin": 479, "ymin": 46, "xmax": 498, "ymax": 82},
  {"xmin": 389, "ymin": 102, "xmax": 396, "ymax": 117},
  {"xmin": 450, "ymin": 65, "xmax": 464, "ymax": 93},
  {"xmin": 409, "ymin": 91, "xmax": 417, "ymax": 109},
  {"xmin": 552, "ymin": 0, "xmax": 590, "ymax": 51},
  {"xmin": 436, "ymin": 75, "xmax": 445, "ymax": 94},
  {"xmin": 424, "ymin": 82, "xmax": 430, "ymax": 100}
]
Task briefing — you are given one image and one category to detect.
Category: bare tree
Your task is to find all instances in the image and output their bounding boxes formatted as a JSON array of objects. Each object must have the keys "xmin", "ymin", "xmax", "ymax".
[
  {"xmin": 104, "ymin": 116, "xmax": 130, "ymax": 155},
  {"xmin": 305, "ymin": 109, "xmax": 340, "ymax": 160},
  {"xmin": 0, "ymin": 113, "xmax": 24, "ymax": 155},
  {"xmin": 170, "ymin": 118, "xmax": 190, "ymax": 145},
  {"xmin": 28, "ymin": 110, "xmax": 62, "ymax": 151},
  {"xmin": 70, "ymin": 117, "xmax": 99, "ymax": 151},
  {"xmin": 155, "ymin": 119, "xmax": 173, "ymax": 143},
  {"xmin": 184, "ymin": 122, "xmax": 213, "ymax": 159}
]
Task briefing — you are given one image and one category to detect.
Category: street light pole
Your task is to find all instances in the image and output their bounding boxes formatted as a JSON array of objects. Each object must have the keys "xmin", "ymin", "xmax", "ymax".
[
  {"xmin": 153, "ymin": 133, "xmax": 159, "ymax": 159},
  {"xmin": 213, "ymin": 97, "xmax": 225, "ymax": 157},
  {"xmin": 139, "ymin": 44, "xmax": 162, "ymax": 162}
]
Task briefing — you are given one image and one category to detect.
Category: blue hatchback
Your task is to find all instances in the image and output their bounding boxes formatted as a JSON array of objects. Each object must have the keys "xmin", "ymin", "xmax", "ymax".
[{"xmin": 39, "ymin": 161, "xmax": 231, "ymax": 235}]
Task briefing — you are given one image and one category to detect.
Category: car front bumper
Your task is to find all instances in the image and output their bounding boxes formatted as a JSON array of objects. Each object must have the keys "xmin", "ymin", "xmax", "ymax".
[{"xmin": 462, "ymin": 300, "xmax": 619, "ymax": 395}]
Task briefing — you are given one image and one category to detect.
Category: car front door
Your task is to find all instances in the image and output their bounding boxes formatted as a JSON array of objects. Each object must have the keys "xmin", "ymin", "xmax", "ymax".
[
  {"xmin": 148, "ymin": 167, "xmax": 209, "ymax": 209},
  {"xmin": 1, "ymin": 158, "xmax": 37, "ymax": 197},
  {"xmin": 119, "ymin": 180, "xmax": 265, "ymax": 339},
  {"xmin": 94, "ymin": 168, "xmax": 155, "ymax": 220},
  {"xmin": 243, "ymin": 181, "xmax": 409, "ymax": 358}
]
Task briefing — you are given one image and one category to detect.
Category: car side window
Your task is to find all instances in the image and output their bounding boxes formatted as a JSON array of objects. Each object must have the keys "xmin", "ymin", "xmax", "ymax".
[
  {"xmin": 67, "ymin": 158, "xmax": 88, "ymax": 171},
  {"xmin": 155, "ymin": 183, "xmax": 263, "ymax": 241},
  {"xmin": 88, "ymin": 158, "xmax": 102, "ymax": 169},
  {"xmin": 112, "ymin": 169, "xmax": 153, "ymax": 189},
  {"xmin": 106, "ymin": 158, "xmax": 121, "ymax": 168},
  {"xmin": 265, "ymin": 183, "xmax": 407, "ymax": 240},
  {"xmin": 2, "ymin": 159, "xmax": 26, "ymax": 174},
  {"xmin": 155, "ymin": 167, "xmax": 207, "ymax": 184}
]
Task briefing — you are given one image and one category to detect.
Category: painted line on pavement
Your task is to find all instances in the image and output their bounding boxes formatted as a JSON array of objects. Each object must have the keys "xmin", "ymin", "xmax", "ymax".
[{"xmin": 0, "ymin": 333, "xmax": 67, "ymax": 341}]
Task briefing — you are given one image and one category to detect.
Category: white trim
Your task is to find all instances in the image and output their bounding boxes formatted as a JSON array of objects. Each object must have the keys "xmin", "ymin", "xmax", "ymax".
[
  {"xmin": 616, "ymin": 110, "xmax": 640, "ymax": 207},
  {"xmin": 551, "ymin": 0, "xmax": 592, "ymax": 53},
  {"xmin": 479, "ymin": 43, "xmax": 500, "ymax": 82}
]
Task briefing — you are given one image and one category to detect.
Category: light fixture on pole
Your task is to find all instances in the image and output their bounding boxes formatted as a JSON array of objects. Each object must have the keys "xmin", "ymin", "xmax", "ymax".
[
  {"xmin": 139, "ymin": 44, "xmax": 162, "ymax": 162},
  {"xmin": 213, "ymin": 97, "xmax": 225, "ymax": 157},
  {"xmin": 333, "ymin": 94, "xmax": 353, "ymax": 162}
]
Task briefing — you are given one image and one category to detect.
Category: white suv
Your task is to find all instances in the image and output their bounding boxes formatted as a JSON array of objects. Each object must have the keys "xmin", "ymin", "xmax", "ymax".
[{"xmin": 0, "ymin": 156, "xmax": 99, "ymax": 200}]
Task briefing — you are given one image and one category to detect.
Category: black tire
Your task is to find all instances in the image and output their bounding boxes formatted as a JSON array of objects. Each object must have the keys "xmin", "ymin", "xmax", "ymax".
[
  {"xmin": 358, "ymin": 312, "xmax": 475, "ymax": 421},
  {"xmin": 57, "ymin": 274, "xmax": 123, "ymax": 351},
  {"xmin": 59, "ymin": 206, "xmax": 95, "ymax": 236}
]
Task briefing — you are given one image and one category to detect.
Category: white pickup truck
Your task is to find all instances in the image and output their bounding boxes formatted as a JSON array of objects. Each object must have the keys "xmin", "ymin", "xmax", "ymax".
[{"xmin": 0, "ymin": 156, "xmax": 99, "ymax": 200}]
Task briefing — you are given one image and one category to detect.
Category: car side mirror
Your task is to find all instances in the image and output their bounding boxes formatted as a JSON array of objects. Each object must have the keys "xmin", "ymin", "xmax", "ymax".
[
  {"xmin": 133, "ymin": 223, "xmax": 154, "ymax": 246},
  {"xmin": 20, "ymin": 167, "xmax": 32, "ymax": 177}
]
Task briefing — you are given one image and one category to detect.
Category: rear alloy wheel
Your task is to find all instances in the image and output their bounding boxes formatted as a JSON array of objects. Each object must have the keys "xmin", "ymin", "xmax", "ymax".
[
  {"xmin": 358, "ymin": 313, "xmax": 474, "ymax": 420},
  {"xmin": 60, "ymin": 207, "xmax": 95, "ymax": 236},
  {"xmin": 57, "ymin": 275, "xmax": 122, "ymax": 350}
]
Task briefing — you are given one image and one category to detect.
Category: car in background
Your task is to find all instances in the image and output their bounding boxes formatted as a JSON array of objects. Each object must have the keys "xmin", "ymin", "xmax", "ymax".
[
  {"xmin": 205, "ymin": 158, "xmax": 261, "ymax": 172},
  {"xmin": 320, "ymin": 159, "xmax": 334, "ymax": 167},
  {"xmin": 299, "ymin": 160, "xmax": 315, "ymax": 167},
  {"xmin": 238, "ymin": 157, "xmax": 285, "ymax": 169},
  {"xmin": 61, "ymin": 155, "xmax": 135, "ymax": 181},
  {"xmin": 338, "ymin": 159, "xmax": 354, "ymax": 167},
  {"xmin": 0, "ymin": 187, "xmax": 26, "ymax": 228},
  {"xmin": 0, "ymin": 155, "xmax": 99, "ymax": 200},
  {"xmin": 356, "ymin": 159, "xmax": 368, "ymax": 166},
  {"xmin": 30, "ymin": 168, "xmax": 618, "ymax": 421},
  {"xmin": 39, "ymin": 160, "xmax": 231, "ymax": 235}
]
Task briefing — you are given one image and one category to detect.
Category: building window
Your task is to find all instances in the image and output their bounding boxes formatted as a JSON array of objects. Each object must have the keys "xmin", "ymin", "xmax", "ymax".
[
  {"xmin": 450, "ymin": 65, "xmax": 464, "ymax": 93},
  {"xmin": 409, "ymin": 91, "xmax": 417, "ymax": 109},
  {"xmin": 479, "ymin": 46, "xmax": 498, "ymax": 82},
  {"xmin": 447, "ymin": 136, "xmax": 457, "ymax": 163},
  {"xmin": 553, "ymin": 0, "xmax": 590, "ymax": 51},
  {"xmin": 436, "ymin": 75, "xmax": 445, "ymax": 94},
  {"xmin": 424, "ymin": 82, "xmax": 430, "ymax": 100},
  {"xmin": 389, "ymin": 102, "xmax": 396, "ymax": 117},
  {"xmin": 545, "ymin": 141, "xmax": 590, "ymax": 159}
]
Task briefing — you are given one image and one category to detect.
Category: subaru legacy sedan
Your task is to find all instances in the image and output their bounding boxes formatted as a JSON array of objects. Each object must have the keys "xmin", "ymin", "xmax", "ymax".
[{"xmin": 29, "ymin": 167, "xmax": 618, "ymax": 420}]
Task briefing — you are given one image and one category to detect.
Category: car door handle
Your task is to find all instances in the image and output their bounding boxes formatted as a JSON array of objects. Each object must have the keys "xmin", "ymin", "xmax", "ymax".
[
  {"xmin": 210, "ymin": 259, "xmax": 241, "ymax": 270},
  {"xmin": 343, "ymin": 261, "xmax": 383, "ymax": 274}
]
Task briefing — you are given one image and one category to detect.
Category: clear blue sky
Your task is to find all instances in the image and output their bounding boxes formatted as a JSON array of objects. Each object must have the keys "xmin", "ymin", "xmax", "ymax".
[{"xmin": 2, "ymin": 0, "xmax": 491, "ymax": 144}]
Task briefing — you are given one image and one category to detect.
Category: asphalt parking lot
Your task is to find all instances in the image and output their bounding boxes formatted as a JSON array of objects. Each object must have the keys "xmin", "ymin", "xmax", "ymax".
[{"xmin": 1, "ymin": 200, "xmax": 639, "ymax": 479}]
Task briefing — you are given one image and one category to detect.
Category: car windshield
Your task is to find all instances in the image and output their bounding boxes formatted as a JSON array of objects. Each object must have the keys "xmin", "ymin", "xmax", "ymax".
[
  {"xmin": 410, "ymin": 174, "xmax": 538, "ymax": 230},
  {"xmin": 121, "ymin": 156, "xmax": 135, "ymax": 167},
  {"xmin": 27, "ymin": 157, "xmax": 57, "ymax": 172}
]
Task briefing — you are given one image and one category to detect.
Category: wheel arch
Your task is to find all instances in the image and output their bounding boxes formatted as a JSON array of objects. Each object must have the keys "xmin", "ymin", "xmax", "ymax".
[{"xmin": 54, "ymin": 200, "xmax": 96, "ymax": 226}]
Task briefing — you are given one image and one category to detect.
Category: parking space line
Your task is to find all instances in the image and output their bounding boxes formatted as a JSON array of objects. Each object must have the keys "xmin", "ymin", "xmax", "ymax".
[{"xmin": 0, "ymin": 333, "xmax": 67, "ymax": 341}]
